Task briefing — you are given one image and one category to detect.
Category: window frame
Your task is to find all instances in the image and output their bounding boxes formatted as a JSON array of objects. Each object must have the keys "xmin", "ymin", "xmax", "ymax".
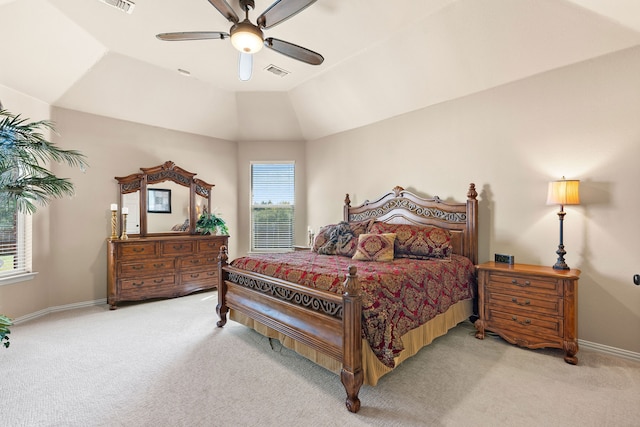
[{"xmin": 250, "ymin": 161, "xmax": 295, "ymax": 252}]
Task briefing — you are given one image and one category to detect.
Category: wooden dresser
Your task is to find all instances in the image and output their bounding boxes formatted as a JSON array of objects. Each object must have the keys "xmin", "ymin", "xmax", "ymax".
[
  {"xmin": 107, "ymin": 235, "xmax": 227, "ymax": 309},
  {"xmin": 474, "ymin": 262, "xmax": 580, "ymax": 364}
]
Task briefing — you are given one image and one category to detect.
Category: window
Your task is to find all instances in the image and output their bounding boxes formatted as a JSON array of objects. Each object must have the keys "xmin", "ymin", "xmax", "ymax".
[
  {"xmin": 251, "ymin": 162, "xmax": 295, "ymax": 251},
  {"xmin": 0, "ymin": 197, "xmax": 32, "ymax": 284}
]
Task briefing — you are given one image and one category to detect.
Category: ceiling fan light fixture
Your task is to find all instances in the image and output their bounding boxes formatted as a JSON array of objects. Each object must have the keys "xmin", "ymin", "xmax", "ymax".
[{"xmin": 230, "ymin": 20, "xmax": 264, "ymax": 54}]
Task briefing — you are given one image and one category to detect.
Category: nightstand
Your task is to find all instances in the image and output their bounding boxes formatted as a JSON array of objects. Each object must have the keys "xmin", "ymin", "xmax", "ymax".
[{"xmin": 474, "ymin": 262, "xmax": 580, "ymax": 364}]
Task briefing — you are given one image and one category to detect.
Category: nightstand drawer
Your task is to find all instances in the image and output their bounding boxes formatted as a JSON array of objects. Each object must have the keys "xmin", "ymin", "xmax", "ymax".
[
  {"xmin": 486, "ymin": 307, "xmax": 563, "ymax": 340},
  {"xmin": 486, "ymin": 271, "xmax": 561, "ymax": 296},
  {"xmin": 486, "ymin": 289, "xmax": 563, "ymax": 317}
]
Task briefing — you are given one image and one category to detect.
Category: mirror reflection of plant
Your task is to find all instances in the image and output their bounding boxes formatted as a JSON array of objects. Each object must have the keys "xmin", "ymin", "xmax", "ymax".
[{"xmin": 196, "ymin": 212, "xmax": 229, "ymax": 235}]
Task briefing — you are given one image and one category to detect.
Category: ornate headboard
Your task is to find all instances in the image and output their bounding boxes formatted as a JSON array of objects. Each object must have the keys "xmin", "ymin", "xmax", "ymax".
[{"xmin": 343, "ymin": 184, "xmax": 478, "ymax": 265}]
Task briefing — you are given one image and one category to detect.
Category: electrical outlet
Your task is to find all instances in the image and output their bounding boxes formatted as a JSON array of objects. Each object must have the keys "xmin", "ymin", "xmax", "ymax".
[{"xmin": 495, "ymin": 253, "xmax": 515, "ymax": 264}]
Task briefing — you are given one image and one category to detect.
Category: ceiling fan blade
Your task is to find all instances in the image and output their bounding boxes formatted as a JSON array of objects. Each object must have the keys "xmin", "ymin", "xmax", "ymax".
[
  {"xmin": 257, "ymin": 0, "xmax": 317, "ymax": 29},
  {"xmin": 156, "ymin": 31, "xmax": 229, "ymax": 41},
  {"xmin": 239, "ymin": 52, "xmax": 253, "ymax": 81},
  {"xmin": 264, "ymin": 38, "xmax": 324, "ymax": 65},
  {"xmin": 206, "ymin": 0, "xmax": 239, "ymax": 23}
]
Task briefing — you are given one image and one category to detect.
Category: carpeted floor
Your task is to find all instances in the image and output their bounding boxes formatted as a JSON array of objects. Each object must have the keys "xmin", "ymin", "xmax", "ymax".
[{"xmin": 1, "ymin": 291, "xmax": 639, "ymax": 427}]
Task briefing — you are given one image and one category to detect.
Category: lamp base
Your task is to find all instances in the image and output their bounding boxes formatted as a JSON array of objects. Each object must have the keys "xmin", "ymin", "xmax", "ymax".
[{"xmin": 553, "ymin": 243, "xmax": 570, "ymax": 270}]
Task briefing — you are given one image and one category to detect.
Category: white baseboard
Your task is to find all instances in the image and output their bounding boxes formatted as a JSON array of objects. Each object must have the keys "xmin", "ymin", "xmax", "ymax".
[
  {"xmin": 12, "ymin": 299, "xmax": 107, "ymax": 324},
  {"xmin": 578, "ymin": 339, "xmax": 640, "ymax": 363}
]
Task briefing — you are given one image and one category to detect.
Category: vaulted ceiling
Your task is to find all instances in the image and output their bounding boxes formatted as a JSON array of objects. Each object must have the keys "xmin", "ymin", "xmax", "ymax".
[{"xmin": 1, "ymin": 0, "xmax": 639, "ymax": 142}]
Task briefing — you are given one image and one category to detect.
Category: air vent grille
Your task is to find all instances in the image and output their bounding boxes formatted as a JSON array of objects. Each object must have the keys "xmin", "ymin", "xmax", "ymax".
[
  {"xmin": 264, "ymin": 64, "xmax": 290, "ymax": 77},
  {"xmin": 98, "ymin": 0, "xmax": 135, "ymax": 14}
]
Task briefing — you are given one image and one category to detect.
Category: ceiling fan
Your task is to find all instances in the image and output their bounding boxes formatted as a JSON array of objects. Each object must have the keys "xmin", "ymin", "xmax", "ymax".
[{"xmin": 156, "ymin": 0, "xmax": 324, "ymax": 81}]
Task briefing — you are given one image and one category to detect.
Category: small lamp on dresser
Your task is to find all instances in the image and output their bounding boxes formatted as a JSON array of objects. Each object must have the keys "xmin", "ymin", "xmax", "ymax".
[{"xmin": 547, "ymin": 177, "xmax": 580, "ymax": 270}]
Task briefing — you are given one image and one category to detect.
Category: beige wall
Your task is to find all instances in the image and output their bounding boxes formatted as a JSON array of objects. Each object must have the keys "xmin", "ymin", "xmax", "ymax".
[{"xmin": 306, "ymin": 46, "xmax": 640, "ymax": 354}]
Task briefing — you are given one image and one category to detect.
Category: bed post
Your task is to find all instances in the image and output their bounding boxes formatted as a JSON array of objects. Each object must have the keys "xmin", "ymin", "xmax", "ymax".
[
  {"xmin": 341, "ymin": 265, "xmax": 363, "ymax": 413},
  {"xmin": 343, "ymin": 193, "xmax": 351, "ymax": 221},
  {"xmin": 216, "ymin": 245, "xmax": 229, "ymax": 327},
  {"xmin": 466, "ymin": 183, "xmax": 479, "ymax": 266}
]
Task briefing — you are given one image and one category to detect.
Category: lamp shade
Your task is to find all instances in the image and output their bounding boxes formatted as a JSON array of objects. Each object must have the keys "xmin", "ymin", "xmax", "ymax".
[
  {"xmin": 230, "ymin": 20, "xmax": 264, "ymax": 54},
  {"xmin": 546, "ymin": 179, "xmax": 580, "ymax": 206}
]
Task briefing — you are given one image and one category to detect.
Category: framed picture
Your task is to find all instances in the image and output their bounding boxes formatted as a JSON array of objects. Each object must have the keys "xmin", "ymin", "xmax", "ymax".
[{"xmin": 147, "ymin": 189, "xmax": 171, "ymax": 213}]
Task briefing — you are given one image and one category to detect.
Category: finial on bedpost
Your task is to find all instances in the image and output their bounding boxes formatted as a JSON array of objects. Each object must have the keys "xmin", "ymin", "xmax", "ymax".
[
  {"xmin": 343, "ymin": 265, "xmax": 359, "ymax": 296},
  {"xmin": 344, "ymin": 193, "xmax": 351, "ymax": 207},
  {"xmin": 467, "ymin": 183, "xmax": 477, "ymax": 200},
  {"xmin": 392, "ymin": 186, "xmax": 405, "ymax": 197}
]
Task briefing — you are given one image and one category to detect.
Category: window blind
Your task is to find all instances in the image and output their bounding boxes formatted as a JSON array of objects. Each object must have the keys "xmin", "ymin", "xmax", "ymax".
[
  {"xmin": 251, "ymin": 162, "xmax": 295, "ymax": 251},
  {"xmin": 0, "ymin": 200, "xmax": 32, "ymax": 279}
]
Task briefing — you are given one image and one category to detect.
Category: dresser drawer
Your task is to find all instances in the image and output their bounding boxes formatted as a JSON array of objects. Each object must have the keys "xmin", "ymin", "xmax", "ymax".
[
  {"xmin": 198, "ymin": 239, "xmax": 224, "ymax": 253},
  {"xmin": 486, "ymin": 289, "xmax": 563, "ymax": 317},
  {"xmin": 486, "ymin": 307, "xmax": 563, "ymax": 340},
  {"xmin": 181, "ymin": 269, "xmax": 217, "ymax": 286},
  {"xmin": 120, "ymin": 274, "xmax": 176, "ymax": 292},
  {"xmin": 161, "ymin": 241, "xmax": 195, "ymax": 255},
  {"xmin": 179, "ymin": 254, "xmax": 217, "ymax": 270},
  {"xmin": 117, "ymin": 242, "xmax": 158, "ymax": 258},
  {"xmin": 118, "ymin": 258, "xmax": 176, "ymax": 277},
  {"xmin": 486, "ymin": 271, "xmax": 561, "ymax": 296}
]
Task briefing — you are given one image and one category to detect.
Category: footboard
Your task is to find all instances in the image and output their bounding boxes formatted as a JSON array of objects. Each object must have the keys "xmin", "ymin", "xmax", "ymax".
[{"xmin": 217, "ymin": 246, "xmax": 364, "ymax": 412}]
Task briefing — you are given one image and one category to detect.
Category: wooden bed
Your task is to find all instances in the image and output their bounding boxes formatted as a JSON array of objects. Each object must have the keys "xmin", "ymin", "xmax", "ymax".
[{"xmin": 216, "ymin": 184, "xmax": 478, "ymax": 412}]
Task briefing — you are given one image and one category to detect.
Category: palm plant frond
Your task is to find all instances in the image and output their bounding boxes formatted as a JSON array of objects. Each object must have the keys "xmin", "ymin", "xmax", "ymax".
[{"xmin": 0, "ymin": 109, "xmax": 88, "ymax": 214}]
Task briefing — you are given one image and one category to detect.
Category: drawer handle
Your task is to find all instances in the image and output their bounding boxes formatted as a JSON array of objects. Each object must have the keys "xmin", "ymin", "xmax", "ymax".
[
  {"xmin": 511, "ymin": 297, "xmax": 530, "ymax": 306},
  {"xmin": 190, "ymin": 259, "xmax": 201, "ymax": 264},
  {"xmin": 207, "ymin": 272, "xmax": 215, "ymax": 276},
  {"xmin": 511, "ymin": 316, "xmax": 531, "ymax": 326},
  {"xmin": 132, "ymin": 265, "xmax": 144, "ymax": 270},
  {"xmin": 207, "ymin": 258, "xmax": 216, "ymax": 263},
  {"xmin": 153, "ymin": 263, "xmax": 165, "ymax": 268},
  {"xmin": 133, "ymin": 248, "xmax": 145, "ymax": 253},
  {"xmin": 132, "ymin": 281, "xmax": 144, "ymax": 287},
  {"xmin": 153, "ymin": 278, "xmax": 164, "ymax": 284},
  {"xmin": 173, "ymin": 244, "xmax": 185, "ymax": 250},
  {"xmin": 511, "ymin": 279, "xmax": 531, "ymax": 287},
  {"xmin": 190, "ymin": 273, "xmax": 200, "ymax": 278}
]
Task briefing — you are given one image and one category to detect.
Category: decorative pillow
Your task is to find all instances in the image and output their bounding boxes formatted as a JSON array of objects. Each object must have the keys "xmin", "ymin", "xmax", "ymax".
[
  {"xmin": 312, "ymin": 219, "xmax": 374, "ymax": 256},
  {"xmin": 369, "ymin": 222, "xmax": 452, "ymax": 259},
  {"xmin": 352, "ymin": 233, "xmax": 396, "ymax": 262}
]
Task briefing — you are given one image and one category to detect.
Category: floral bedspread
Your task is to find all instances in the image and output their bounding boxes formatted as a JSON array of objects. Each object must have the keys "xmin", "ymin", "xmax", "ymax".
[{"xmin": 230, "ymin": 251, "xmax": 476, "ymax": 368}]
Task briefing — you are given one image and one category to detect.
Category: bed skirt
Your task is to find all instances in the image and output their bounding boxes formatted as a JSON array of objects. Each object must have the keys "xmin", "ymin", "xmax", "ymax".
[{"xmin": 229, "ymin": 298, "xmax": 473, "ymax": 386}]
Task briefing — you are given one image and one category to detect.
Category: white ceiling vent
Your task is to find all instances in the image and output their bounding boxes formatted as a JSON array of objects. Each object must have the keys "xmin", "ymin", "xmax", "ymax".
[
  {"xmin": 97, "ymin": 0, "xmax": 135, "ymax": 14},
  {"xmin": 264, "ymin": 64, "xmax": 290, "ymax": 77}
]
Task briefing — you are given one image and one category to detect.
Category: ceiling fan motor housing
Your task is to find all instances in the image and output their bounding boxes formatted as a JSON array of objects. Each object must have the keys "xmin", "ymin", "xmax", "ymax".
[{"xmin": 239, "ymin": 0, "xmax": 255, "ymax": 12}]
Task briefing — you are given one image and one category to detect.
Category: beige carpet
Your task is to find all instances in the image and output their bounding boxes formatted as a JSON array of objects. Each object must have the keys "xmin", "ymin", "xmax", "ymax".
[{"xmin": 1, "ymin": 290, "xmax": 639, "ymax": 427}]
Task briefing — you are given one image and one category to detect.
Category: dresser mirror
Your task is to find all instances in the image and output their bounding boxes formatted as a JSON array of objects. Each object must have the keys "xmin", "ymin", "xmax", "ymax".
[{"xmin": 115, "ymin": 161, "xmax": 213, "ymax": 237}]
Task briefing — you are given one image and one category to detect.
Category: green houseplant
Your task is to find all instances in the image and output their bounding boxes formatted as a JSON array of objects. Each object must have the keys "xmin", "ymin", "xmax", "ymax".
[
  {"xmin": 0, "ymin": 108, "xmax": 88, "ymax": 348},
  {"xmin": 195, "ymin": 212, "xmax": 229, "ymax": 235},
  {"xmin": 0, "ymin": 314, "xmax": 11, "ymax": 348}
]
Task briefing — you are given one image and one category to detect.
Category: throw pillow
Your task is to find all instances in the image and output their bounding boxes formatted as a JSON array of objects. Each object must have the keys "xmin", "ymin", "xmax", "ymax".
[{"xmin": 352, "ymin": 233, "xmax": 396, "ymax": 262}]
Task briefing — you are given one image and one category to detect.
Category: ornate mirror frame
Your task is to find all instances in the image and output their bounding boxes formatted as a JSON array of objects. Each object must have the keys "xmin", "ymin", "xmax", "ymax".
[{"xmin": 115, "ymin": 161, "xmax": 213, "ymax": 237}]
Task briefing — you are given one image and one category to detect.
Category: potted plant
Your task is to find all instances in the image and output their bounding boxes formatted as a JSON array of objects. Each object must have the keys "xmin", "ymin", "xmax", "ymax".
[
  {"xmin": 196, "ymin": 212, "xmax": 229, "ymax": 235},
  {"xmin": 0, "ymin": 108, "xmax": 88, "ymax": 347},
  {"xmin": 0, "ymin": 314, "xmax": 11, "ymax": 348}
]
